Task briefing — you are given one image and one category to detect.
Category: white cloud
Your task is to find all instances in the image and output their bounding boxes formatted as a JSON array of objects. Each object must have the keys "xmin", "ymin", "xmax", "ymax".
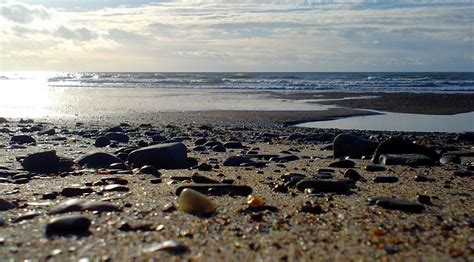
[{"xmin": 0, "ymin": 0, "xmax": 472, "ymax": 71}]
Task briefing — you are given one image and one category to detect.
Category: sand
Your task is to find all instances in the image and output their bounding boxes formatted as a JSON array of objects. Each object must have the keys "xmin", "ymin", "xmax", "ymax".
[{"xmin": 0, "ymin": 92, "xmax": 473, "ymax": 261}]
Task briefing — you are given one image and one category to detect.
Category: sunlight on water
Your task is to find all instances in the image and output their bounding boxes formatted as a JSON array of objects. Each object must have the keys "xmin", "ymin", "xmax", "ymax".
[{"xmin": 0, "ymin": 73, "xmax": 58, "ymax": 118}]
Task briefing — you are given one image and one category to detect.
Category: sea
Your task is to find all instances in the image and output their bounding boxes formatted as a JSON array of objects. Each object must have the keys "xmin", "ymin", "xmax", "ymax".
[
  {"xmin": 1, "ymin": 72, "xmax": 473, "ymax": 132},
  {"xmin": 2, "ymin": 72, "xmax": 473, "ymax": 92}
]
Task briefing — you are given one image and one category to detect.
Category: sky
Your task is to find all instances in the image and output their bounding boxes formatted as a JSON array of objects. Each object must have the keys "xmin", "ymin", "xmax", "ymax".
[{"xmin": 0, "ymin": 0, "xmax": 473, "ymax": 72}]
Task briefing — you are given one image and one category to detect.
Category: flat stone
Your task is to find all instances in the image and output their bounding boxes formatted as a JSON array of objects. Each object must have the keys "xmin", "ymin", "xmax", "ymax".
[
  {"xmin": 223, "ymin": 141, "xmax": 244, "ymax": 149},
  {"xmin": 296, "ymin": 179, "xmax": 351, "ymax": 194},
  {"xmin": 176, "ymin": 184, "xmax": 252, "ymax": 196},
  {"xmin": 453, "ymin": 170, "xmax": 473, "ymax": 177},
  {"xmin": 94, "ymin": 136, "xmax": 110, "ymax": 147},
  {"xmin": 13, "ymin": 211, "xmax": 42, "ymax": 223},
  {"xmin": 49, "ymin": 199, "xmax": 88, "ymax": 214},
  {"xmin": 103, "ymin": 184, "xmax": 130, "ymax": 192},
  {"xmin": 365, "ymin": 165, "xmax": 386, "ymax": 172},
  {"xmin": 45, "ymin": 215, "xmax": 91, "ymax": 237},
  {"xmin": 223, "ymin": 156, "xmax": 253, "ymax": 166},
  {"xmin": 333, "ymin": 133, "xmax": 378, "ymax": 159},
  {"xmin": 328, "ymin": 159, "xmax": 355, "ymax": 168},
  {"xmin": 344, "ymin": 169, "xmax": 365, "ymax": 181},
  {"xmin": 81, "ymin": 202, "xmax": 121, "ymax": 212},
  {"xmin": 105, "ymin": 132, "xmax": 129, "ymax": 143},
  {"xmin": 373, "ymin": 197, "xmax": 425, "ymax": 213},
  {"xmin": 373, "ymin": 176, "xmax": 399, "ymax": 183},
  {"xmin": 38, "ymin": 127, "xmax": 56, "ymax": 136},
  {"xmin": 127, "ymin": 142, "xmax": 188, "ymax": 169},
  {"xmin": 137, "ymin": 165, "xmax": 161, "ymax": 177},
  {"xmin": 372, "ymin": 137, "xmax": 438, "ymax": 164},
  {"xmin": 439, "ymin": 154, "xmax": 461, "ymax": 165},
  {"xmin": 379, "ymin": 154, "xmax": 435, "ymax": 166},
  {"xmin": 76, "ymin": 152, "xmax": 122, "ymax": 168},
  {"xmin": 61, "ymin": 187, "xmax": 93, "ymax": 197},
  {"xmin": 10, "ymin": 135, "xmax": 36, "ymax": 145},
  {"xmin": 143, "ymin": 240, "xmax": 189, "ymax": 254}
]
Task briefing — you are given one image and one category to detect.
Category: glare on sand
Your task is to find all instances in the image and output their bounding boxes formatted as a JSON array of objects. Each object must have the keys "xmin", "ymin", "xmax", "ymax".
[{"xmin": 1, "ymin": 74, "xmax": 55, "ymax": 118}]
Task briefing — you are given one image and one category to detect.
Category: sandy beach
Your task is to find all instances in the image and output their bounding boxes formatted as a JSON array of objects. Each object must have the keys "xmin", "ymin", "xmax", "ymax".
[{"xmin": 1, "ymin": 91, "xmax": 473, "ymax": 261}]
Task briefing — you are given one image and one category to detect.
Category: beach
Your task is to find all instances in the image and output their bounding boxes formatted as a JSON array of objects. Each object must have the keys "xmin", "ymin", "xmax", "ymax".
[{"xmin": 1, "ymin": 87, "xmax": 473, "ymax": 261}]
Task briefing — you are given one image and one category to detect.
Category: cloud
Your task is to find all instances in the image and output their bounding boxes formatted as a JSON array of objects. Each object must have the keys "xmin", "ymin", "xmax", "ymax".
[
  {"xmin": 55, "ymin": 26, "xmax": 99, "ymax": 41},
  {"xmin": 1, "ymin": 0, "xmax": 473, "ymax": 71},
  {"xmin": 0, "ymin": 2, "xmax": 50, "ymax": 23}
]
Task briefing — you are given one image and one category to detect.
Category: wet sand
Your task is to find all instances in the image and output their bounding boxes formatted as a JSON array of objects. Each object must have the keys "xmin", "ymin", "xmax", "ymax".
[{"xmin": 270, "ymin": 92, "xmax": 474, "ymax": 115}]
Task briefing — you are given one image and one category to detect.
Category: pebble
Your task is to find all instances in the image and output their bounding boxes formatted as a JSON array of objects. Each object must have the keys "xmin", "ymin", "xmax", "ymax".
[
  {"xmin": 61, "ymin": 187, "xmax": 93, "ymax": 197},
  {"xmin": 137, "ymin": 165, "xmax": 161, "ymax": 177},
  {"xmin": 176, "ymin": 184, "xmax": 253, "ymax": 196},
  {"xmin": 192, "ymin": 174, "xmax": 220, "ymax": 184},
  {"xmin": 21, "ymin": 150, "xmax": 60, "ymax": 173},
  {"xmin": 38, "ymin": 127, "xmax": 56, "ymax": 136},
  {"xmin": 103, "ymin": 184, "xmax": 130, "ymax": 192},
  {"xmin": 379, "ymin": 154, "xmax": 434, "ymax": 166},
  {"xmin": 365, "ymin": 165, "xmax": 386, "ymax": 172},
  {"xmin": 440, "ymin": 154, "xmax": 461, "ymax": 165},
  {"xmin": 49, "ymin": 199, "xmax": 88, "ymax": 214},
  {"xmin": 76, "ymin": 152, "xmax": 122, "ymax": 168},
  {"xmin": 247, "ymin": 195, "xmax": 265, "ymax": 207},
  {"xmin": 127, "ymin": 142, "xmax": 188, "ymax": 169},
  {"xmin": 81, "ymin": 201, "xmax": 122, "ymax": 212},
  {"xmin": 0, "ymin": 198, "xmax": 16, "ymax": 211},
  {"xmin": 10, "ymin": 135, "xmax": 36, "ymax": 145},
  {"xmin": 143, "ymin": 240, "xmax": 189, "ymax": 254},
  {"xmin": 222, "ymin": 156, "xmax": 253, "ymax": 166},
  {"xmin": 452, "ymin": 170, "xmax": 473, "ymax": 177},
  {"xmin": 344, "ymin": 169, "xmax": 365, "ymax": 181},
  {"xmin": 224, "ymin": 141, "xmax": 244, "ymax": 149},
  {"xmin": 13, "ymin": 211, "xmax": 42, "ymax": 223},
  {"xmin": 45, "ymin": 215, "xmax": 91, "ymax": 237},
  {"xmin": 105, "ymin": 132, "xmax": 129, "ymax": 143},
  {"xmin": 94, "ymin": 136, "xmax": 110, "ymax": 147},
  {"xmin": 332, "ymin": 133, "xmax": 378, "ymax": 158},
  {"xmin": 300, "ymin": 201, "xmax": 325, "ymax": 214},
  {"xmin": 373, "ymin": 176, "xmax": 399, "ymax": 183},
  {"xmin": 417, "ymin": 194, "xmax": 432, "ymax": 205},
  {"xmin": 328, "ymin": 159, "xmax": 355, "ymax": 168},
  {"xmin": 178, "ymin": 188, "xmax": 215, "ymax": 213},
  {"xmin": 372, "ymin": 197, "xmax": 425, "ymax": 213},
  {"xmin": 296, "ymin": 179, "xmax": 351, "ymax": 194},
  {"xmin": 372, "ymin": 137, "xmax": 438, "ymax": 164}
]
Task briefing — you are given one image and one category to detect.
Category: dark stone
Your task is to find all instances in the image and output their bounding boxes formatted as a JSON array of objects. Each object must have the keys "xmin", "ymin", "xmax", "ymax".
[
  {"xmin": 38, "ymin": 127, "xmax": 56, "ymax": 135},
  {"xmin": 224, "ymin": 141, "xmax": 244, "ymax": 149},
  {"xmin": 21, "ymin": 150, "xmax": 60, "ymax": 173},
  {"xmin": 10, "ymin": 135, "xmax": 36, "ymax": 145},
  {"xmin": 151, "ymin": 134, "xmax": 166, "ymax": 142},
  {"xmin": 0, "ymin": 198, "xmax": 16, "ymax": 211},
  {"xmin": 193, "ymin": 146, "xmax": 207, "ymax": 152},
  {"xmin": 127, "ymin": 142, "xmax": 188, "ymax": 169},
  {"xmin": 81, "ymin": 202, "xmax": 121, "ymax": 212},
  {"xmin": 373, "ymin": 197, "xmax": 425, "ymax": 213},
  {"xmin": 138, "ymin": 165, "xmax": 161, "ymax": 177},
  {"xmin": 373, "ymin": 176, "xmax": 399, "ymax": 183},
  {"xmin": 191, "ymin": 174, "xmax": 220, "ymax": 184},
  {"xmin": 223, "ymin": 156, "xmax": 253, "ymax": 166},
  {"xmin": 333, "ymin": 133, "xmax": 378, "ymax": 158},
  {"xmin": 453, "ymin": 170, "xmax": 473, "ymax": 177},
  {"xmin": 94, "ymin": 136, "xmax": 110, "ymax": 147},
  {"xmin": 49, "ymin": 199, "xmax": 87, "ymax": 214},
  {"xmin": 328, "ymin": 159, "xmax": 355, "ymax": 168},
  {"xmin": 76, "ymin": 152, "xmax": 122, "ymax": 168},
  {"xmin": 42, "ymin": 192, "xmax": 58, "ymax": 200},
  {"xmin": 440, "ymin": 154, "xmax": 461, "ymax": 165},
  {"xmin": 365, "ymin": 165, "xmax": 386, "ymax": 172},
  {"xmin": 212, "ymin": 145, "xmax": 226, "ymax": 152},
  {"xmin": 109, "ymin": 162, "xmax": 127, "ymax": 170},
  {"xmin": 372, "ymin": 137, "xmax": 438, "ymax": 164},
  {"xmin": 105, "ymin": 132, "xmax": 129, "ymax": 143},
  {"xmin": 101, "ymin": 177, "xmax": 129, "ymax": 185},
  {"xmin": 344, "ymin": 169, "xmax": 365, "ymax": 181},
  {"xmin": 417, "ymin": 195, "xmax": 432, "ymax": 205},
  {"xmin": 204, "ymin": 141, "xmax": 222, "ymax": 147},
  {"xmin": 296, "ymin": 179, "xmax": 351, "ymax": 194},
  {"xmin": 176, "ymin": 184, "xmax": 252, "ymax": 196},
  {"xmin": 194, "ymin": 138, "xmax": 207, "ymax": 146},
  {"xmin": 456, "ymin": 132, "xmax": 474, "ymax": 142},
  {"xmin": 61, "ymin": 187, "xmax": 93, "ymax": 197},
  {"xmin": 45, "ymin": 215, "xmax": 91, "ymax": 237},
  {"xmin": 300, "ymin": 201, "xmax": 325, "ymax": 214},
  {"xmin": 414, "ymin": 175, "xmax": 433, "ymax": 182}
]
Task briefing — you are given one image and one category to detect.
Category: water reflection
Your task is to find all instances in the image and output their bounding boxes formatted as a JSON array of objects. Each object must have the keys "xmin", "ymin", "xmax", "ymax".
[{"xmin": 297, "ymin": 111, "xmax": 474, "ymax": 133}]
